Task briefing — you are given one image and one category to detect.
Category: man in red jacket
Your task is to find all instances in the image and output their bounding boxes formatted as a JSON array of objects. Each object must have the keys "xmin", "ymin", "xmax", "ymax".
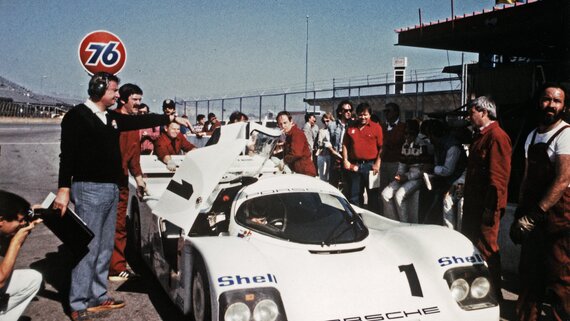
[
  {"xmin": 462, "ymin": 96, "xmax": 512, "ymax": 301},
  {"xmin": 155, "ymin": 122, "xmax": 196, "ymax": 171},
  {"xmin": 109, "ymin": 83, "xmax": 146, "ymax": 282},
  {"xmin": 276, "ymin": 111, "xmax": 316, "ymax": 176}
]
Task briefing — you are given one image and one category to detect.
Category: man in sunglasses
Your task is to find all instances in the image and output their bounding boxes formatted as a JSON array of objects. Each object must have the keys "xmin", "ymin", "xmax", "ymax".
[{"xmin": 328, "ymin": 100, "xmax": 354, "ymax": 192}]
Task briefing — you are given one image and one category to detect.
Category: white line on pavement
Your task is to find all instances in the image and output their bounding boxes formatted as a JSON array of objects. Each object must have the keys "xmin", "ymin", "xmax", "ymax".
[{"xmin": 0, "ymin": 142, "xmax": 59, "ymax": 145}]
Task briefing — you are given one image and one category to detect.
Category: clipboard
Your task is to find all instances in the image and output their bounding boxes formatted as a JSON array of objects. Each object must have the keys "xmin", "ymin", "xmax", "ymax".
[
  {"xmin": 40, "ymin": 193, "xmax": 94, "ymax": 258},
  {"xmin": 368, "ymin": 170, "xmax": 380, "ymax": 189}
]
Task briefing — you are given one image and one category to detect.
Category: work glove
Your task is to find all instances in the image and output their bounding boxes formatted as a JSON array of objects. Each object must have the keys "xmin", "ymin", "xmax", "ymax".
[
  {"xmin": 166, "ymin": 159, "xmax": 177, "ymax": 171},
  {"xmin": 509, "ymin": 205, "xmax": 546, "ymax": 244}
]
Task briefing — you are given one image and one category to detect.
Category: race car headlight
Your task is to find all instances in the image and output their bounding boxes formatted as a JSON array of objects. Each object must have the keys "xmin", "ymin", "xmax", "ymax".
[
  {"xmin": 225, "ymin": 302, "xmax": 251, "ymax": 321},
  {"xmin": 450, "ymin": 278, "xmax": 469, "ymax": 302},
  {"xmin": 443, "ymin": 265, "xmax": 498, "ymax": 311},
  {"xmin": 219, "ymin": 287, "xmax": 287, "ymax": 321},
  {"xmin": 470, "ymin": 277, "xmax": 491, "ymax": 299},
  {"xmin": 253, "ymin": 299, "xmax": 279, "ymax": 321}
]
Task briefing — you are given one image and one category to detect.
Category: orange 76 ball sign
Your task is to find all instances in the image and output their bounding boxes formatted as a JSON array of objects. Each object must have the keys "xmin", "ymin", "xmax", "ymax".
[{"xmin": 78, "ymin": 30, "xmax": 127, "ymax": 76}]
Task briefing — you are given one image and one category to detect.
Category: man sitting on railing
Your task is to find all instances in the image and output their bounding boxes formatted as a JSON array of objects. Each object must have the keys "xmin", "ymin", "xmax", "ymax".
[{"xmin": 155, "ymin": 122, "xmax": 196, "ymax": 171}]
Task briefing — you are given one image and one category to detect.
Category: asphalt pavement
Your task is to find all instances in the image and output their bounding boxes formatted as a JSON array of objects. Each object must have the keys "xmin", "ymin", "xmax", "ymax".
[{"xmin": 0, "ymin": 118, "xmax": 519, "ymax": 321}]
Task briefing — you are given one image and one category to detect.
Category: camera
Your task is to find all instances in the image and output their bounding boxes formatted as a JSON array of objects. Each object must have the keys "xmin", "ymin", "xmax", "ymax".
[{"xmin": 24, "ymin": 208, "xmax": 59, "ymax": 222}]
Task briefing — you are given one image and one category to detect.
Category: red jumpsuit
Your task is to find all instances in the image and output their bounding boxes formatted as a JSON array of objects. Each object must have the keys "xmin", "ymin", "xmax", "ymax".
[
  {"xmin": 154, "ymin": 132, "xmax": 196, "ymax": 161},
  {"xmin": 110, "ymin": 128, "xmax": 143, "ymax": 275},
  {"xmin": 283, "ymin": 125, "xmax": 317, "ymax": 177},
  {"xmin": 462, "ymin": 121, "xmax": 512, "ymax": 300},
  {"xmin": 516, "ymin": 125, "xmax": 570, "ymax": 321}
]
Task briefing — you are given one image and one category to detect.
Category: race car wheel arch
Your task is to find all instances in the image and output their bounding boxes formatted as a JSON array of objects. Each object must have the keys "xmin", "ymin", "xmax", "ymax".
[{"xmin": 191, "ymin": 255, "xmax": 212, "ymax": 321}]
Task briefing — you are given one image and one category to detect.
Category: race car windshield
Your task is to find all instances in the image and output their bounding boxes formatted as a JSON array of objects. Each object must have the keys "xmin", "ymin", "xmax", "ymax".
[
  {"xmin": 236, "ymin": 192, "xmax": 368, "ymax": 244},
  {"xmin": 246, "ymin": 129, "xmax": 279, "ymax": 159}
]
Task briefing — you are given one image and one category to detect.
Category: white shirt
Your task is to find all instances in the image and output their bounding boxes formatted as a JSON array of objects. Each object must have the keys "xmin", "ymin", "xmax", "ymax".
[
  {"xmin": 385, "ymin": 118, "xmax": 401, "ymax": 131},
  {"xmin": 524, "ymin": 120, "xmax": 570, "ymax": 161},
  {"xmin": 85, "ymin": 99, "xmax": 107, "ymax": 125},
  {"xmin": 434, "ymin": 145, "xmax": 462, "ymax": 177}
]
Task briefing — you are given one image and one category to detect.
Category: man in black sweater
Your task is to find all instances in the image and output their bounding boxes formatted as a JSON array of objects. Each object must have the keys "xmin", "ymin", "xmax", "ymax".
[{"xmin": 53, "ymin": 72, "xmax": 190, "ymax": 321}]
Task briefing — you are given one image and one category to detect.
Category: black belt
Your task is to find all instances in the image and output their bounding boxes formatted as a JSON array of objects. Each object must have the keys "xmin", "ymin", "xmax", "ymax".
[{"xmin": 353, "ymin": 159, "xmax": 375, "ymax": 164}]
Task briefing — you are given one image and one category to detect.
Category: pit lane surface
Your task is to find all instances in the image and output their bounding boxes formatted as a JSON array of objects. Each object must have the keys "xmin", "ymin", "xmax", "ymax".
[
  {"xmin": 0, "ymin": 120, "xmax": 518, "ymax": 321},
  {"xmin": 0, "ymin": 120, "xmax": 187, "ymax": 321}
]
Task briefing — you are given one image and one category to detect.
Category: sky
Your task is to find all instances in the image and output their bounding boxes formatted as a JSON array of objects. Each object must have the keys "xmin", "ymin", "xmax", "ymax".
[{"xmin": 0, "ymin": 0, "xmax": 502, "ymax": 111}]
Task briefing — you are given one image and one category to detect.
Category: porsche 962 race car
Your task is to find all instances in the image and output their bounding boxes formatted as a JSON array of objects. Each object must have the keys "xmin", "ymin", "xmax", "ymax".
[{"xmin": 127, "ymin": 122, "xmax": 499, "ymax": 321}]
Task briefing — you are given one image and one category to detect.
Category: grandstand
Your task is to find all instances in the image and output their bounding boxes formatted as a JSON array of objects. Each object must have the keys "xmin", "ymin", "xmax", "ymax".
[{"xmin": 0, "ymin": 75, "xmax": 80, "ymax": 118}]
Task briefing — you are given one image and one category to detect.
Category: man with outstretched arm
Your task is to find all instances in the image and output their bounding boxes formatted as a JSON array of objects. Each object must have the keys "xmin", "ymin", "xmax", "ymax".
[{"xmin": 53, "ymin": 72, "xmax": 191, "ymax": 321}]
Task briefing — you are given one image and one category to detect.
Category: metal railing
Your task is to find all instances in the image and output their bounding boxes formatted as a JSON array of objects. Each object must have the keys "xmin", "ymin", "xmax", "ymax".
[{"xmin": 180, "ymin": 70, "xmax": 462, "ymax": 122}]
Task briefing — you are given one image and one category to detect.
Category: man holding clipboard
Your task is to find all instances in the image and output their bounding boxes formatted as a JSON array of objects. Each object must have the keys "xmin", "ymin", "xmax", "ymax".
[{"xmin": 53, "ymin": 72, "xmax": 191, "ymax": 321}]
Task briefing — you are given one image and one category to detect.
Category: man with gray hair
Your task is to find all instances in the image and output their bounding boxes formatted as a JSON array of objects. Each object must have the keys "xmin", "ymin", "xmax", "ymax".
[{"xmin": 462, "ymin": 96, "xmax": 512, "ymax": 301}]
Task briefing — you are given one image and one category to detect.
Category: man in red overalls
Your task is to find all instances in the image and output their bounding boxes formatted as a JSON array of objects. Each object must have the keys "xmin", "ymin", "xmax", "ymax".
[
  {"xmin": 511, "ymin": 83, "xmax": 570, "ymax": 321},
  {"xmin": 109, "ymin": 83, "xmax": 146, "ymax": 282},
  {"xmin": 275, "ymin": 111, "xmax": 317, "ymax": 177},
  {"xmin": 462, "ymin": 96, "xmax": 512, "ymax": 301}
]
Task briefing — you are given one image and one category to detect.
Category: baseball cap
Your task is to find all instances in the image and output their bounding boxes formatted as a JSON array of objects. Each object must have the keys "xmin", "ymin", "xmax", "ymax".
[{"xmin": 162, "ymin": 99, "xmax": 176, "ymax": 110}]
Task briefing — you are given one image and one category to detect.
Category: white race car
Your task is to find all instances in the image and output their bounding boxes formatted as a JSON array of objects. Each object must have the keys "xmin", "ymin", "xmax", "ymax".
[{"xmin": 127, "ymin": 122, "xmax": 499, "ymax": 321}]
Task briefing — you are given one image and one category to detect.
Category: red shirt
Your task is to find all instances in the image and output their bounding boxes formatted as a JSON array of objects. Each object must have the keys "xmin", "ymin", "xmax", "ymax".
[
  {"xmin": 155, "ymin": 132, "xmax": 196, "ymax": 161},
  {"xmin": 343, "ymin": 121, "xmax": 383, "ymax": 161}
]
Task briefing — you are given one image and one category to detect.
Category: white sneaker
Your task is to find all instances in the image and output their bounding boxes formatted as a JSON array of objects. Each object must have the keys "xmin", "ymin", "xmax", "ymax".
[{"xmin": 108, "ymin": 270, "xmax": 139, "ymax": 282}]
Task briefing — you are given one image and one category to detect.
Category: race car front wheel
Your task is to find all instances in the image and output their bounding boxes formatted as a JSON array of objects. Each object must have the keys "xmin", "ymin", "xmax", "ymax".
[{"xmin": 192, "ymin": 258, "xmax": 211, "ymax": 321}]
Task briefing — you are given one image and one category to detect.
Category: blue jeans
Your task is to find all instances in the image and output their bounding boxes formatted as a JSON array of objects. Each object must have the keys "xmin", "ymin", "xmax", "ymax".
[
  {"xmin": 346, "ymin": 161, "xmax": 379, "ymax": 213},
  {"xmin": 317, "ymin": 154, "xmax": 331, "ymax": 182},
  {"xmin": 69, "ymin": 182, "xmax": 118, "ymax": 311}
]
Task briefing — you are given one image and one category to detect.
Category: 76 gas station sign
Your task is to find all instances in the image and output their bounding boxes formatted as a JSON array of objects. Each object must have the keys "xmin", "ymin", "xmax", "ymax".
[{"xmin": 78, "ymin": 30, "xmax": 127, "ymax": 75}]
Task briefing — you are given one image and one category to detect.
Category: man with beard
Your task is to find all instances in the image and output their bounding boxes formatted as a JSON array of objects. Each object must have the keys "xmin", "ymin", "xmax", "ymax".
[
  {"xmin": 510, "ymin": 83, "xmax": 570, "ymax": 321},
  {"xmin": 462, "ymin": 96, "xmax": 512, "ymax": 301}
]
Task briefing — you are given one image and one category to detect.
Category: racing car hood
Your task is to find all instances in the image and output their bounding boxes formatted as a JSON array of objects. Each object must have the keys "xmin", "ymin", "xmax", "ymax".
[
  {"xmin": 195, "ymin": 224, "xmax": 496, "ymax": 321},
  {"xmin": 153, "ymin": 122, "xmax": 282, "ymax": 233}
]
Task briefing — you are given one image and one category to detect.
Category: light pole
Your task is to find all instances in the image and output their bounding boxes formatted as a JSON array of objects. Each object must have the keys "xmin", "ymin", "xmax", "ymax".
[
  {"xmin": 40, "ymin": 75, "xmax": 47, "ymax": 94},
  {"xmin": 304, "ymin": 15, "xmax": 309, "ymax": 111}
]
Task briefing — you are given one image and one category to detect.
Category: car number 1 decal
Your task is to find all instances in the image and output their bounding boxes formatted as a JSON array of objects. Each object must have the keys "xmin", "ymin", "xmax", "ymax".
[{"xmin": 399, "ymin": 264, "xmax": 424, "ymax": 297}]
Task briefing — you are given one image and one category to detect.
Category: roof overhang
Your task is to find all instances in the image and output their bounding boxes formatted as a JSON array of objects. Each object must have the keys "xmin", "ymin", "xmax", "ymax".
[{"xmin": 396, "ymin": 0, "xmax": 567, "ymax": 60}]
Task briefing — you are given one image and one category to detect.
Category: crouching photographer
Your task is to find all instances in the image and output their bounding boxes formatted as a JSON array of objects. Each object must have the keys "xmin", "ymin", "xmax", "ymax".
[{"xmin": 0, "ymin": 190, "xmax": 42, "ymax": 321}]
